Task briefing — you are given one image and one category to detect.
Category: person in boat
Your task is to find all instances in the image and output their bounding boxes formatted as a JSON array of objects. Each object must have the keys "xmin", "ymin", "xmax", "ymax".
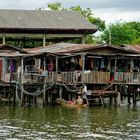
[
  {"xmin": 76, "ymin": 95, "xmax": 83, "ymax": 105},
  {"xmin": 81, "ymin": 83, "xmax": 89, "ymax": 106}
]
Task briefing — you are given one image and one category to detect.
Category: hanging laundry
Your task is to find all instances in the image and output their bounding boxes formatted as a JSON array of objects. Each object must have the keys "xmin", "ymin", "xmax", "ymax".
[{"xmin": 100, "ymin": 59, "xmax": 105, "ymax": 69}]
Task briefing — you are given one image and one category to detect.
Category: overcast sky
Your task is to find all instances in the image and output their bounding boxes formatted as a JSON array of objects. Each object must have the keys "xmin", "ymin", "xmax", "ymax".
[{"xmin": 0, "ymin": 0, "xmax": 140, "ymax": 24}]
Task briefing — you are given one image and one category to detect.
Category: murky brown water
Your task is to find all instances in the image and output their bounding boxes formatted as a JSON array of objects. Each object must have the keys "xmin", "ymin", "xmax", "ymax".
[{"xmin": 0, "ymin": 105, "xmax": 140, "ymax": 140}]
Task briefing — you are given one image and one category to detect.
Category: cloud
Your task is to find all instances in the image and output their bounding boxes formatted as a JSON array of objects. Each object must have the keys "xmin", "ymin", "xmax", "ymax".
[
  {"xmin": 0, "ymin": 0, "xmax": 48, "ymax": 10},
  {"xmin": 0, "ymin": 0, "xmax": 139, "ymax": 24},
  {"xmin": 92, "ymin": 0, "xmax": 140, "ymax": 11},
  {"xmin": 94, "ymin": 8, "xmax": 140, "ymax": 24},
  {"xmin": 60, "ymin": 0, "xmax": 140, "ymax": 12},
  {"xmin": 1, "ymin": 0, "xmax": 140, "ymax": 12}
]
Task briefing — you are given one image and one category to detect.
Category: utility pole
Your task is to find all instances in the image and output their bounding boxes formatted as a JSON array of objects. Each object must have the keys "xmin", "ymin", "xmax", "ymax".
[{"xmin": 109, "ymin": 31, "xmax": 111, "ymax": 45}]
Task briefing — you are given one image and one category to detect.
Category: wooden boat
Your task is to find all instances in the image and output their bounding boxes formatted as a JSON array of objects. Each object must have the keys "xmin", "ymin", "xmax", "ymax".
[
  {"xmin": 62, "ymin": 103, "xmax": 87, "ymax": 108},
  {"xmin": 55, "ymin": 99, "xmax": 87, "ymax": 108}
]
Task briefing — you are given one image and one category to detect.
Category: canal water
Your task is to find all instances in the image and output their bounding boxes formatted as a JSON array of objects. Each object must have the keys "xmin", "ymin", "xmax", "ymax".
[{"xmin": 0, "ymin": 105, "xmax": 140, "ymax": 140}]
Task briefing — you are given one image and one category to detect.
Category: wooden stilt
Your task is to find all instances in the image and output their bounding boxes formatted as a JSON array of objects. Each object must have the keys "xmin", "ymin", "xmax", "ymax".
[
  {"xmin": 13, "ymin": 86, "xmax": 16, "ymax": 106},
  {"xmin": 133, "ymin": 87, "xmax": 137, "ymax": 105},
  {"xmin": 43, "ymin": 77, "xmax": 47, "ymax": 106},
  {"xmin": 117, "ymin": 92, "xmax": 121, "ymax": 106},
  {"xmin": 114, "ymin": 95, "xmax": 117, "ymax": 105},
  {"xmin": 59, "ymin": 86, "xmax": 62, "ymax": 100},
  {"xmin": 128, "ymin": 92, "xmax": 131, "ymax": 104},
  {"xmin": 15, "ymin": 82, "xmax": 19, "ymax": 105},
  {"xmin": 28, "ymin": 95, "xmax": 31, "ymax": 107},
  {"xmin": 21, "ymin": 58, "xmax": 24, "ymax": 106},
  {"xmin": 109, "ymin": 96, "xmax": 112, "ymax": 105}
]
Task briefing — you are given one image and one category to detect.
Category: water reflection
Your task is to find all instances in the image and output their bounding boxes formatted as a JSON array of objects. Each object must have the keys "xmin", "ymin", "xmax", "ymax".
[{"xmin": 0, "ymin": 105, "xmax": 140, "ymax": 139}]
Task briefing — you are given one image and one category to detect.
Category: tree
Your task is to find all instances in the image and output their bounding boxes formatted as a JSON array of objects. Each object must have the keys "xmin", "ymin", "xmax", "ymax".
[
  {"xmin": 48, "ymin": 2, "xmax": 63, "ymax": 10},
  {"xmin": 47, "ymin": 2, "xmax": 105, "ymax": 44},
  {"xmin": 102, "ymin": 21, "xmax": 138, "ymax": 45},
  {"xmin": 126, "ymin": 22, "xmax": 140, "ymax": 45},
  {"xmin": 132, "ymin": 37, "xmax": 140, "ymax": 45}
]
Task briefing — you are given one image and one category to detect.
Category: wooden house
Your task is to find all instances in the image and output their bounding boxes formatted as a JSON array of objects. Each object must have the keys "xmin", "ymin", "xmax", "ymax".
[
  {"xmin": 0, "ymin": 9, "xmax": 96, "ymax": 46},
  {"xmin": 24, "ymin": 43, "xmax": 140, "ymax": 86},
  {"xmin": 0, "ymin": 44, "xmax": 29, "ymax": 82}
]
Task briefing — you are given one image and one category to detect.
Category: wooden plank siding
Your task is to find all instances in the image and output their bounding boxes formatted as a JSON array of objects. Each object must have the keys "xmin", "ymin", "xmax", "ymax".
[
  {"xmin": 10, "ymin": 71, "xmax": 140, "ymax": 84},
  {"xmin": 82, "ymin": 71, "xmax": 110, "ymax": 83}
]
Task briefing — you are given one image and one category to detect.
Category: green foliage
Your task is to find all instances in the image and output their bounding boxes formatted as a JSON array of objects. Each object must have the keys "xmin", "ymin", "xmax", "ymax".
[
  {"xmin": 132, "ymin": 37, "xmax": 140, "ymax": 45},
  {"xmin": 102, "ymin": 21, "xmax": 139, "ymax": 45},
  {"xmin": 126, "ymin": 22, "xmax": 140, "ymax": 38},
  {"xmin": 70, "ymin": 6, "xmax": 105, "ymax": 31},
  {"xmin": 48, "ymin": 2, "xmax": 62, "ymax": 10}
]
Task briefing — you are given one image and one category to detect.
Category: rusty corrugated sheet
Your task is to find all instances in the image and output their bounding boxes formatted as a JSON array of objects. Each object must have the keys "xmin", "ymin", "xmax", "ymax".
[
  {"xmin": 24, "ymin": 43, "xmax": 100, "ymax": 54},
  {"xmin": 125, "ymin": 45, "xmax": 140, "ymax": 53},
  {"xmin": 25, "ymin": 43, "xmax": 140, "ymax": 55}
]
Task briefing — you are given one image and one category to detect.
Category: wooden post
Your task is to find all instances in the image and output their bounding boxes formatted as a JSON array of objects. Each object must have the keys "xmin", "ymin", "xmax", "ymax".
[
  {"xmin": 130, "ymin": 59, "xmax": 133, "ymax": 82},
  {"xmin": 43, "ymin": 34, "xmax": 46, "ymax": 47},
  {"xmin": 39, "ymin": 59, "xmax": 41, "ymax": 69},
  {"xmin": 114, "ymin": 59, "xmax": 117, "ymax": 81},
  {"xmin": 21, "ymin": 57, "xmax": 24, "ymax": 106},
  {"xmin": 109, "ymin": 31, "xmax": 111, "ymax": 45},
  {"xmin": 128, "ymin": 90, "xmax": 131, "ymax": 104},
  {"xmin": 15, "ymin": 81, "xmax": 18, "ymax": 105},
  {"xmin": 43, "ymin": 55, "xmax": 46, "ymax": 70},
  {"xmin": 2, "ymin": 34, "xmax": 6, "ymax": 44},
  {"xmin": 133, "ymin": 86, "xmax": 137, "ymax": 105},
  {"xmin": 13, "ymin": 85, "xmax": 16, "ymax": 106},
  {"xmin": 117, "ymin": 92, "xmax": 121, "ymax": 106},
  {"xmin": 59, "ymin": 86, "xmax": 62, "ymax": 100},
  {"xmin": 81, "ymin": 53, "xmax": 85, "ymax": 82},
  {"xmin": 43, "ymin": 76, "xmax": 47, "ymax": 106},
  {"xmin": 109, "ymin": 96, "xmax": 112, "ymax": 105},
  {"xmin": 82, "ymin": 35, "xmax": 86, "ymax": 44},
  {"xmin": 56, "ymin": 56, "xmax": 58, "ymax": 81}
]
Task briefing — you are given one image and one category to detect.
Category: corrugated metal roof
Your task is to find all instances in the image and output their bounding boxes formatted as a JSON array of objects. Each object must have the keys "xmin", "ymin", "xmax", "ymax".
[
  {"xmin": 0, "ymin": 9, "xmax": 96, "ymax": 33},
  {"xmin": 24, "ymin": 43, "xmax": 140, "ymax": 55},
  {"xmin": 0, "ymin": 44, "xmax": 28, "ymax": 54},
  {"xmin": 0, "ymin": 52, "xmax": 30, "ymax": 57},
  {"xmin": 125, "ymin": 45, "xmax": 140, "ymax": 53},
  {"xmin": 24, "ymin": 43, "xmax": 95, "ymax": 54}
]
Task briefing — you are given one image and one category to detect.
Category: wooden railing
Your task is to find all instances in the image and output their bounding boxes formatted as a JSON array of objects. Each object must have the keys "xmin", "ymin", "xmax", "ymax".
[
  {"xmin": 132, "ymin": 72, "xmax": 140, "ymax": 82},
  {"xmin": 60, "ymin": 71, "xmax": 140, "ymax": 84},
  {"xmin": 3, "ymin": 71, "xmax": 140, "ymax": 84},
  {"xmin": 82, "ymin": 71, "xmax": 110, "ymax": 83},
  {"xmin": 114, "ymin": 72, "xmax": 131, "ymax": 82},
  {"xmin": 60, "ymin": 71, "xmax": 110, "ymax": 84},
  {"xmin": 114, "ymin": 72, "xmax": 140, "ymax": 83},
  {"xmin": 61, "ymin": 72, "xmax": 76, "ymax": 83},
  {"xmin": 22, "ymin": 72, "xmax": 57, "ymax": 83}
]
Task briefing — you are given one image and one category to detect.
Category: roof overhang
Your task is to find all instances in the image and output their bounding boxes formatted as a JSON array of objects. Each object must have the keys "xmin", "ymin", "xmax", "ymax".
[{"xmin": 0, "ymin": 28, "xmax": 97, "ymax": 34}]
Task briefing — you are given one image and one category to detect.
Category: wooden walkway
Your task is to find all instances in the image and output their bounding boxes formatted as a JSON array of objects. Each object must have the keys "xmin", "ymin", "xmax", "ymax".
[{"xmin": 87, "ymin": 89, "xmax": 120, "ymax": 106}]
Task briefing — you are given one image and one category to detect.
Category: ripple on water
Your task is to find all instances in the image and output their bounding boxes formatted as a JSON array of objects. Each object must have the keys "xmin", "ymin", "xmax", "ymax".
[{"xmin": 76, "ymin": 132, "xmax": 116, "ymax": 140}]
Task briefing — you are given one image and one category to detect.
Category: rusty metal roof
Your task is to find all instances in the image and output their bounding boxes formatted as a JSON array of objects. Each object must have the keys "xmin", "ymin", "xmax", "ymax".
[
  {"xmin": 124, "ymin": 45, "xmax": 140, "ymax": 53},
  {"xmin": 0, "ymin": 44, "xmax": 30, "ymax": 57},
  {"xmin": 0, "ymin": 52, "xmax": 30, "ymax": 57},
  {"xmin": 0, "ymin": 44, "xmax": 28, "ymax": 54},
  {"xmin": 0, "ymin": 9, "xmax": 97, "ymax": 34},
  {"xmin": 24, "ymin": 43, "xmax": 96, "ymax": 54},
  {"xmin": 24, "ymin": 43, "xmax": 140, "ymax": 55}
]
